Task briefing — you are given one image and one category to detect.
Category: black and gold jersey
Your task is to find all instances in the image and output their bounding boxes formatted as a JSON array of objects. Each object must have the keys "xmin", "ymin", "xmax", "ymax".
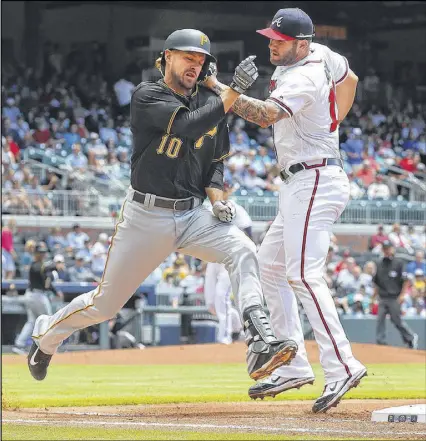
[{"xmin": 130, "ymin": 79, "xmax": 230, "ymax": 200}]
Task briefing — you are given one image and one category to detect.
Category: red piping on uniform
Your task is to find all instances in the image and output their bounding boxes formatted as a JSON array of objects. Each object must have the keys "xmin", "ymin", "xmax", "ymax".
[
  {"xmin": 301, "ymin": 159, "xmax": 326, "ymax": 169},
  {"xmin": 336, "ymin": 57, "xmax": 349, "ymax": 84},
  {"xmin": 268, "ymin": 97, "xmax": 293, "ymax": 116},
  {"xmin": 301, "ymin": 169, "xmax": 352, "ymax": 377}
]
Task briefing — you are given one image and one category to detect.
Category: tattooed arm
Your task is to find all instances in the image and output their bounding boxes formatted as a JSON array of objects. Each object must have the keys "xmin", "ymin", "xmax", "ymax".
[{"xmin": 204, "ymin": 78, "xmax": 289, "ymax": 128}]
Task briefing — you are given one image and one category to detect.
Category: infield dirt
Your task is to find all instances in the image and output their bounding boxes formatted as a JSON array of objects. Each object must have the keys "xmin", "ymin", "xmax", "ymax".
[{"xmin": 3, "ymin": 342, "xmax": 426, "ymax": 440}]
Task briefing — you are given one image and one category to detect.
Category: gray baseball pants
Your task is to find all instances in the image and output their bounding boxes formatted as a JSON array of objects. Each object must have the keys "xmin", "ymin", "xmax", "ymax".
[
  {"xmin": 15, "ymin": 290, "xmax": 53, "ymax": 348},
  {"xmin": 32, "ymin": 187, "xmax": 263, "ymax": 354}
]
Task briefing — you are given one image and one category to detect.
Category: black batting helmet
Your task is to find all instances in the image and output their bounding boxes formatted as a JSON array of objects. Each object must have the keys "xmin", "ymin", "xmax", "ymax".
[{"xmin": 156, "ymin": 29, "xmax": 216, "ymax": 82}]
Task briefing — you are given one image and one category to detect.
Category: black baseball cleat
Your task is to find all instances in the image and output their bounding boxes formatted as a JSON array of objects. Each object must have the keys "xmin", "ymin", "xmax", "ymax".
[
  {"xmin": 249, "ymin": 375, "xmax": 315, "ymax": 400},
  {"xmin": 247, "ymin": 339, "xmax": 298, "ymax": 381},
  {"xmin": 243, "ymin": 306, "xmax": 298, "ymax": 381},
  {"xmin": 27, "ymin": 341, "xmax": 53, "ymax": 381},
  {"xmin": 312, "ymin": 368, "xmax": 368, "ymax": 413}
]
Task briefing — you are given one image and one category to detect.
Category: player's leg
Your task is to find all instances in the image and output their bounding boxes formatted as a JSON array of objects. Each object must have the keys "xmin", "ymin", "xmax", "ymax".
[
  {"xmin": 376, "ymin": 299, "xmax": 388, "ymax": 345},
  {"xmin": 214, "ymin": 267, "xmax": 232, "ymax": 344},
  {"xmin": 248, "ymin": 213, "xmax": 315, "ymax": 398},
  {"xmin": 281, "ymin": 167, "xmax": 366, "ymax": 412},
  {"xmin": 29, "ymin": 192, "xmax": 176, "ymax": 378},
  {"xmin": 258, "ymin": 213, "xmax": 314, "ymax": 378},
  {"xmin": 387, "ymin": 298, "xmax": 416, "ymax": 346},
  {"xmin": 14, "ymin": 291, "xmax": 53, "ymax": 352},
  {"xmin": 176, "ymin": 205, "xmax": 297, "ymax": 380}
]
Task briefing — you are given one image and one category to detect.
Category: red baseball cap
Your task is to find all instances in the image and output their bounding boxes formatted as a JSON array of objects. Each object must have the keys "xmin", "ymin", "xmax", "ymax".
[{"xmin": 257, "ymin": 8, "xmax": 315, "ymax": 41}]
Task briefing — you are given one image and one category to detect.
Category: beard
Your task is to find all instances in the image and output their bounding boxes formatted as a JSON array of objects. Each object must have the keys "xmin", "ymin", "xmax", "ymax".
[
  {"xmin": 270, "ymin": 41, "xmax": 299, "ymax": 66},
  {"xmin": 171, "ymin": 70, "xmax": 197, "ymax": 94}
]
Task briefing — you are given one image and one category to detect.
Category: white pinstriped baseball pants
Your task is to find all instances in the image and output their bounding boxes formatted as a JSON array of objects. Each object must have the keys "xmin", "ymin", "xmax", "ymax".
[{"xmin": 258, "ymin": 165, "xmax": 365, "ymax": 384}]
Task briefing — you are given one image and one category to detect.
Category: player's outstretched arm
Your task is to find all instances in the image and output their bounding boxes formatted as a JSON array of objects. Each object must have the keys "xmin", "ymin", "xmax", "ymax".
[{"xmin": 204, "ymin": 79, "xmax": 288, "ymax": 129}]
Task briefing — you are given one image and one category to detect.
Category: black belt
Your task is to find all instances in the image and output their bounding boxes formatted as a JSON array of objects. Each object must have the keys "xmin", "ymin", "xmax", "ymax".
[
  {"xmin": 280, "ymin": 158, "xmax": 343, "ymax": 182},
  {"xmin": 132, "ymin": 191, "xmax": 200, "ymax": 211}
]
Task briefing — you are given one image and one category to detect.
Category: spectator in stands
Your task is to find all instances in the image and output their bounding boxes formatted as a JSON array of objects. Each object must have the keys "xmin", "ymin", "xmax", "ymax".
[
  {"xmin": 367, "ymin": 175, "xmax": 390, "ymax": 200},
  {"xmin": 251, "ymin": 146, "xmax": 274, "ymax": 178},
  {"xmin": 398, "ymin": 150, "xmax": 417, "ymax": 173},
  {"xmin": 32, "ymin": 120, "xmax": 52, "ymax": 145},
  {"xmin": 25, "ymin": 175, "xmax": 54, "ymax": 215},
  {"xmin": 67, "ymin": 223, "xmax": 90, "ymax": 250},
  {"xmin": 5, "ymin": 135, "xmax": 20, "ymax": 162},
  {"xmin": 356, "ymin": 160, "xmax": 376, "ymax": 188},
  {"xmin": 229, "ymin": 118, "xmax": 250, "ymax": 146},
  {"xmin": 113, "ymin": 75, "xmax": 134, "ymax": 116},
  {"xmin": 63, "ymin": 124, "xmax": 81, "ymax": 149},
  {"xmin": 19, "ymin": 239, "xmax": 36, "ymax": 278},
  {"xmin": 99, "ymin": 118, "xmax": 118, "ymax": 145},
  {"xmin": 406, "ymin": 251, "xmax": 426, "ymax": 276},
  {"xmin": 85, "ymin": 133, "xmax": 108, "ymax": 168},
  {"xmin": 47, "ymin": 226, "xmax": 68, "ymax": 251},
  {"xmin": 241, "ymin": 165, "xmax": 268, "ymax": 192},
  {"xmin": 41, "ymin": 169, "xmax": 61, "ymax": 192},
  {"xmin": 2, "ymin": 117, "xmax": 20, "ymax": 144},
  {"xmin": 2, "ymin": 97, "xmax": 21, "ymax": 124},
  {"xmin": 369, "ymin": 225, "xmax": 389, "ymax": 251},
  {"xmin": 69, "ymin": 252, "xmax": 98, "ymax": 282},
  {"xmin": 163, "ymin": 253, "xmax": 190, "ymax": 286},
  {"xmin": 360, "ymin": 261, "xmax": 376, "ymax": 297},
  {"xmin": 406, "ymin": 225, "xmax": 423, "ymax": 250},
  {"xmin": 227, "ymin": 146, "xmax": 247, "ymax": 173},
  {"xmin": 51, "ymin": 254, "xmax": 71, "ymax": 282},
  {"xmin": 2, "ymin": 137, "xmax": 16, "ymax": 166},
  {"xmin": 13, "ymin": 162, "xmax": 31, "ymax": 185},
  {"xmin": 1, "ymin": 219, "xmax": 17, "ymax": 279},
  {"xmin": 334, "ymin": 249, "xmax": 352, "ymax": 274},
  {"xmin": 77, "ymin": 237, "xmax": 92, "ymax": 262},
  {"xmin": 65, "ymin": 143, "xmax": 88, "ymax": 172},
  {"xmin": 388, "ymin": 223, "xmax": 414, "ymax": 254},
  {"xmin": 347, "ymin": 171, "xmax": 365, "ymax": 199},
  {"xmin": 337, "ymin": 263, "xmax": 363, "ymax": 294},
  {"xmin": 341, "ymin": 128, "xmax": 364, "ymax": 173},
  {"xmin": 90, "ymin": 232, "xmax": 109, "ymax": 277}
]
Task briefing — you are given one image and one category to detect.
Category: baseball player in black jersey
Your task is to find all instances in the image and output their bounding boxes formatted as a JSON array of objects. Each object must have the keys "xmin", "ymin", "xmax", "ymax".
[
  {"xmin": 13, "ymin": 243, "xmax": 61, "ymax": 355},
  {"xmin": 28, "ymin": 29, "xmax": 298, "ymax": 383}
]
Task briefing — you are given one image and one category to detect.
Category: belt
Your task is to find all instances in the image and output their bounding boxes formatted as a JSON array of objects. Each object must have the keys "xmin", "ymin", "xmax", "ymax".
[
  {"xmin": 280, "ymin": 158, "xmax": 343, "ymax": 182},
  {"xmin": 132, "ymin": 190, "xmax": 201, "ymax": 211}
]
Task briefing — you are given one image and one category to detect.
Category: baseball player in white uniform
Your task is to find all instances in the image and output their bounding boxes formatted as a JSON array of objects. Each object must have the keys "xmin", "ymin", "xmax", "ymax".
[
  {"xmin": 204, "ymin": 182, "xmax": 252, "ymax": 344},
  {"xmin": 205, "ymin": 8, "xmax": 366, "ymax": 413}
]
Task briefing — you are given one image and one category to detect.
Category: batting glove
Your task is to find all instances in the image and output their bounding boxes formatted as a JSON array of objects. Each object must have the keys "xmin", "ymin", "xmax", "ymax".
[
  {"xmin": 230, "ymin": 55, "xmax": 259, "ymax": 94},
  {"xmin": 212, "ymin": 200, "xmax": 236, "ymax": 223}
]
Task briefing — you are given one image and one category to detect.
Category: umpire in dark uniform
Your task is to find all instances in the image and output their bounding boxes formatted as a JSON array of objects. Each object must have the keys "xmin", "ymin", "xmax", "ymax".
[{"xmin": 372, "ymin": 240, "xmax": 418, "ymax": 349}]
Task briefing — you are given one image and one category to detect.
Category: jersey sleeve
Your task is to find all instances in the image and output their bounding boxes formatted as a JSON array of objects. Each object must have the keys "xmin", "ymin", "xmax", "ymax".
[
  {"xmin": 131, "ymin": 84, "xmax": 187, "ymax": 135},
  {"xmin": 205, "ymin": 120, "xmax": 230, "ymax": 190},
  {"xmin": 267, "ymin": 73, "xmax": 316, "ymax": 117},
  {"xmin": 323, "ymin": 46, "xmax": 349, "ymax": 85}
]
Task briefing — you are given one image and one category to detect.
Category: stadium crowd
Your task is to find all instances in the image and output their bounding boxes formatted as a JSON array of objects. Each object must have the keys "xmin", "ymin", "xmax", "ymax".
[
  {"xmin": 2, "ymin": 215, "xmax": 426, "ymax": 319},
  {"xmin": 2, "ymin": 43, "xmax": 426, "ymax": 325},
  {"xmin": 2, "ymin": 43, "xmax": 426, "ymax": 216}
]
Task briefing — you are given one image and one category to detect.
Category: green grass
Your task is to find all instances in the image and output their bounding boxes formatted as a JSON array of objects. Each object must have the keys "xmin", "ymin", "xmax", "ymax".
[
  {"xmin": 0, "ymin": 424, "xmax": 379, "ymax": 440},
  {"xmin": 2, "ymin": 363, "xmax": 425, "ymax": 409}
]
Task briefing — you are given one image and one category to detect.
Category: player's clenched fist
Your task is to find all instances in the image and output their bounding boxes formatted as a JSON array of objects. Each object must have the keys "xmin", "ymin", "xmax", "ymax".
[
  {"xmin": 213, "ymin": 200, "xmax": 236, "ymax": 223},
  {"xmin": 230, "ymin": 55, "xmax": 259, "ymax": 94}
]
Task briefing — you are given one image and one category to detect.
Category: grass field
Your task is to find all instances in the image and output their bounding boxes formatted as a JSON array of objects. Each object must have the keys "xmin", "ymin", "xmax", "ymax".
[
  {"xmin": 2, "ymin": 362, "xmax": 425, "ymax": 409},
  {"xmin": 3, "ymin": 360, "xmax": 425, "ymax": 440}
]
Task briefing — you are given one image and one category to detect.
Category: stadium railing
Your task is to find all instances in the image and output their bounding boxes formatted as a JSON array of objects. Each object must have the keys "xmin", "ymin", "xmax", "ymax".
[
  {"xmin": 2, "ymin": 189, "xmax": 101, "ymax": 216},
  {"xmin": 233, "ymin": 196, "xmax": 426, "ymax": 224}
]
